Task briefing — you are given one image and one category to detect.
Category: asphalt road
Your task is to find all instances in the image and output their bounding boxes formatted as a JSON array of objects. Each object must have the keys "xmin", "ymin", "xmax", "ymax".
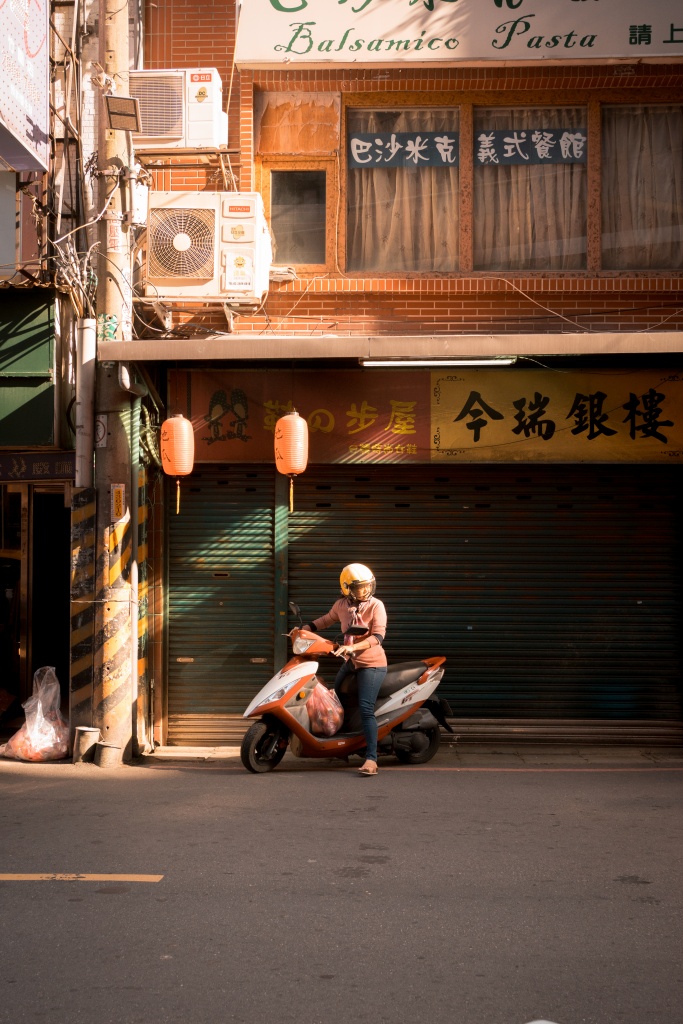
[{"xmin": 1, "ymin": 752, "xmax": 682, "ymax": 1024}]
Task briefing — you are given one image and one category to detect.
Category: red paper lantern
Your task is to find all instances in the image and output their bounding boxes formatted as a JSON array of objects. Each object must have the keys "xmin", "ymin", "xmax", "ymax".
[
  {"xmin": 274, "ymin": 410, "xmax": 308, "ymax": 477},
  {"xmin": 160, "ymin": 414, "xmax": 195, "ymax": 477}
]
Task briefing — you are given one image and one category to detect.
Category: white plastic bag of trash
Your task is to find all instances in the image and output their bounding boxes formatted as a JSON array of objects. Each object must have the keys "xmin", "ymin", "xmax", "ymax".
[{"xmin": 0, "ymin": 667, "xmax": 69, "ymax": 762}]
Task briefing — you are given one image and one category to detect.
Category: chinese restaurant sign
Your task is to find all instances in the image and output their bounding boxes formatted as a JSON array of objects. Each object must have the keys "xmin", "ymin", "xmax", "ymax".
[
  {"xmin": 349, "ymin": 132, "xmax": 459, "ymax": 168},
  {"xmin": 348, "ymin": 127, "xmax": 587, "ymax": 169},
  {"xmin": 234, "ymin": 0, "xmax": 683, "ymax": 68},
  {"xmin": 475, "ymin": 128, "xmax": 586, "ymax": 165},
  {"xmin": 170, "ymin": 370, "xmax": 683, "ymax": 465}
]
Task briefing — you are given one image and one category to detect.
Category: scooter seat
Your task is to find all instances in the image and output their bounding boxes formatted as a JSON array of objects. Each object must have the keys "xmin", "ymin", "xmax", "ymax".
[{"xmin": 340, "ymin": 661, "xmax": 428, "ymax": 698}]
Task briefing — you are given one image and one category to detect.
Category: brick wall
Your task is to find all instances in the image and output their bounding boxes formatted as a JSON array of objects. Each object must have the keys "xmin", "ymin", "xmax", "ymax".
[
  {"xmin": 145, "ymin": 0, "xmax": 241, "ymax": 191},
  {"xmin": 222, "ymin": 281, "xmax": 683, "ymax": 337},
  {"xmin": 142, "ymin": 0, "xmax": 683, "ymax": 340}
]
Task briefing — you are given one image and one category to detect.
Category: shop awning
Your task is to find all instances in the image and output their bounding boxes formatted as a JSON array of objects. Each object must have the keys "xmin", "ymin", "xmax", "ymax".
[{"xmin": 98, "ymin": 332, "xmax": 683, "ymax": 362}]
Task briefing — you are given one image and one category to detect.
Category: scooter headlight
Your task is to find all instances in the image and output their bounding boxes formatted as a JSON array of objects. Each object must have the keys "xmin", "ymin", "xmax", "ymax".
[
  {"xmin": 255, "ymin": 684, "xmax": 289, "ymax": 709},
  {"xmin": 293, "ymin": 636, "xmax": 316, "ymax": 655}
]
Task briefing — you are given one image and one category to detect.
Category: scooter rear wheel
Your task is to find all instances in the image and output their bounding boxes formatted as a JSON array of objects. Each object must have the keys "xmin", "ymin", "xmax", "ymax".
[
  {"xmin": 241, "ymin": 720, "xmax": 288, "ymax": 773},
  {"xmin": 395, "ymin": 726, "xmax": 441, "ymax": 765}
]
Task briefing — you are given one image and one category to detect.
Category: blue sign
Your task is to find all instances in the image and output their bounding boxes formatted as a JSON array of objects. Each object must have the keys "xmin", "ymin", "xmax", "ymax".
[
  {"xmin": 475, "ymin": 129, "xmax": 587, "ymax": 165},
  {"xmin": 348, "ymin": 131, "xmax": 459, "ymax": 169}
]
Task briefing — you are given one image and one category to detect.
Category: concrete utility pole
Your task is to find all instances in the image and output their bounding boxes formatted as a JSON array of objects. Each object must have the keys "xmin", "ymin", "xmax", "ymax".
[{"xmin": 93, "ymin": 0, "xmax": 134, "ymax": 759}]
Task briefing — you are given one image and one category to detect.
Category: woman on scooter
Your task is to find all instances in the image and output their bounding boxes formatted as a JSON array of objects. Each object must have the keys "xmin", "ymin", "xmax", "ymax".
[{"xmin": 304, "ymin": 563, "xmax": 387, "ymax": 777}]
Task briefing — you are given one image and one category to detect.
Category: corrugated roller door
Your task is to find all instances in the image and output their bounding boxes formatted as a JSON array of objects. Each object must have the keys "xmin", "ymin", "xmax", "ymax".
[
  {"xmin": 167, "ymin": 465, "xmax": 276, "ymax": 745},
  {"xmin": 287, "ymin": 465, "xmax": 682, "ymax": 726}
]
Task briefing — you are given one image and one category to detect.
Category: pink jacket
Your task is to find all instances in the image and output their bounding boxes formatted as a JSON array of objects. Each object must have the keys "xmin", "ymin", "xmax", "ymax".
[{"xmin": 311, "ymin": 596, "xmax": 388, "ymax": 669}]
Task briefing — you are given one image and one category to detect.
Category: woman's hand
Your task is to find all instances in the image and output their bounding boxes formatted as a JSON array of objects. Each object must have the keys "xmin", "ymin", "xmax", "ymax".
[{"xmin": 335, "ymin": 637, "xmax": 373, "ymax": 658}]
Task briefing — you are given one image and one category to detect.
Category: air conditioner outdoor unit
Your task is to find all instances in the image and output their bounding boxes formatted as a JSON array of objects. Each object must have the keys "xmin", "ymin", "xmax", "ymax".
[
  {"xmin": 144, "ymin": 191, "xmax": 272, "ymax": 306},
  {"xmin": 128, "ymin": 68, "xmax": 228, "ymax": 150}
]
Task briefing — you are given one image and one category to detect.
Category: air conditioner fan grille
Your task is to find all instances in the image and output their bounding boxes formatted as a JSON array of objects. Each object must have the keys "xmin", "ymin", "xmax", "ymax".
[
  {"xmin": 129, "ymin": 74, "xmax": 184, "ymax": 138},
  {"xmin": 148, "ymin": 208, "xmax": 216, "ymax": 279}
]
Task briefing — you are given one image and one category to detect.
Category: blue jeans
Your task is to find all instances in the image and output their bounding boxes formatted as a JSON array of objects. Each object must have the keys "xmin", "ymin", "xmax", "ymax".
[{"xmin": 334, "ymin": 661, "xmax": 387, "ymax": 763}]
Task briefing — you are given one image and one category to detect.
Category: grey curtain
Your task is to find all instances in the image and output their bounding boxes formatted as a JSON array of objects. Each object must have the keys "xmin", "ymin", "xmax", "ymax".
[
  {"xmin": 347, "ymin": 109, "xmax": 459, "ymax": 273},
  {"xmin": 473, "ymin": 107, "xmax": 587, "ymax": 271},
  {"xmin": 602, "ymin": 105, "xmax": 683, "ymax": 270}
]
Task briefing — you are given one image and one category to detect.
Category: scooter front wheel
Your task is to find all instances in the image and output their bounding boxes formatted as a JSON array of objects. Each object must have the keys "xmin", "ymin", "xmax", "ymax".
[
  {"xmin": 395, "ymin": 726, "xmax": 441, "ymax": 765},
  {"xmin": 241, "ymin": 720, "xmax": 288, "ymax": 773}
]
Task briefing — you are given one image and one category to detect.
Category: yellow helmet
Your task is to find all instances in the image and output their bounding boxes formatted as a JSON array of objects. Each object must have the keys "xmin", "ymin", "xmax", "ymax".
[{"xmin": 340, "ymin": 563, "xmax": 376, "ymax": 599}]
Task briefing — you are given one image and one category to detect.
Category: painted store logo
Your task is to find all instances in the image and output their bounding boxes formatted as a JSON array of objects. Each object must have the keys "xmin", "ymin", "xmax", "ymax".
[{"xmin": 234, "ymin": 0, "xmax": 683, "ymax": 65}]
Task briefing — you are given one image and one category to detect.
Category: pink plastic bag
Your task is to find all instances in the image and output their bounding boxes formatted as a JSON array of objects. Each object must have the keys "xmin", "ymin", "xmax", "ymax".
[
  {"xmin": 0, "ymin": 667, "xmax": 69, "ymax": 762},
  {"xmin": 307, "ymin": 682, "xmax": 343, "ymax": 736}
]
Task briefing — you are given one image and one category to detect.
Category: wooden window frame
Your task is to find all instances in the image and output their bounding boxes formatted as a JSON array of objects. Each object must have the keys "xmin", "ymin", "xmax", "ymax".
[
  {"xmin": 256, "ymin": 156, "xmax": 338, "ymax": 274},
  {"xmin": 341, "ymin": 104, "xmax": 465, "ymax": 275},
  {"xmin": 340, "ymin": 94, "xmax": 472, "ymax": 276},
  {"xmin": 336, "ymin": 90, "xmax": 683, "ymax": 278}
]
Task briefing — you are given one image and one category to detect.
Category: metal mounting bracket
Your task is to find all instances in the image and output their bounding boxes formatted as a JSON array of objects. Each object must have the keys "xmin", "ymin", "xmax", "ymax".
[
  {"xmin": 151, "ymin": 302, "xmax": 172, "ymax": 331},
  {"xmin": 222, "ymin": 304, "xmax": 235, "ymax": 332}
]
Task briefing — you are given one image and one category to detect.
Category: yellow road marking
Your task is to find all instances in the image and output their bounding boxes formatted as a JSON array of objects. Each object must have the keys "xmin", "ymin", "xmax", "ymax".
[{"xmin": 0, "ymin": 873, "xmax": 163, "ymax": 882}]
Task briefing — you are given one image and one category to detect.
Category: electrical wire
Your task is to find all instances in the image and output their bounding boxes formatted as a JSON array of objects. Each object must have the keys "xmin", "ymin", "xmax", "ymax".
[
  {"xmin": 132, "ymin": 307, "xmax": 171, "ymax": 334},
  {"xmin": 635, "ymin": 307, "xmax": 683, "ymax": 332},
  {"xmin": 51, "ymin": 174, "xmax": 121, "ymax": 245},
  {"xmin": 258, "ymin": 273, "xmax": 332, "ymax": 335},
  {"xmin": 51, "ymin": 240, "xmax": 99, "ymax": 318}
]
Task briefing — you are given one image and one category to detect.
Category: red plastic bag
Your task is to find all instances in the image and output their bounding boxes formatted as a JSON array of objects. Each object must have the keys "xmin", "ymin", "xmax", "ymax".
[
  {"xmin": 0, "ymin": 667, "xmax": 69, "ymax": 762},
  {"xmin": 307, "ymin": 682, "xmax": 343, "ymax": 736}
]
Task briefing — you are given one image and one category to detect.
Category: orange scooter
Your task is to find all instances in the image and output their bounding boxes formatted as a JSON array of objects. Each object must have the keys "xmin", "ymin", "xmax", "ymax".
[{"xmin": 240, "ymin": 602, "xmax": 452, "ymax": 773}]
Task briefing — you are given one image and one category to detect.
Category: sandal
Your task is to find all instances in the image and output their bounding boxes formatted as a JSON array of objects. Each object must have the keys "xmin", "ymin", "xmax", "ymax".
[{"xmin": 358, "ymin": 761, "xmax": 378, "ymax": 776}]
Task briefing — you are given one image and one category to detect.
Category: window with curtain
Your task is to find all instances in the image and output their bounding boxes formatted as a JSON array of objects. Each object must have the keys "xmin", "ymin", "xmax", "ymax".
[
  {"xmin": 473, "ymin": 107, "xmax": 587, "ymax": 271},
  {"xmin": 346, "ymin": 109, "xmax": 459, "ymax": 273},
  {"xmin": 602, "ymin": 105, "xmax": 683, "ymax": 270}
]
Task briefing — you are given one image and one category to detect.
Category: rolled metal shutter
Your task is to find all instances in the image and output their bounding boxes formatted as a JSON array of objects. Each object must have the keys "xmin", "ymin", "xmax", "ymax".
[
  {"xmin": 167, "ymin": 465, "xmax": 276, "ymax": 745},
  {"xmin": 287, "ymin": 464, "xmax": 682, "ymax": 739}
]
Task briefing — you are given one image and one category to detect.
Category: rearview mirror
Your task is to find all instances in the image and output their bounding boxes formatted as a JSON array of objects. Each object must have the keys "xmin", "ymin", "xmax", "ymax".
[{"xmin": 288, "ymin": 601, "xmax": 301, "ymax": 619}]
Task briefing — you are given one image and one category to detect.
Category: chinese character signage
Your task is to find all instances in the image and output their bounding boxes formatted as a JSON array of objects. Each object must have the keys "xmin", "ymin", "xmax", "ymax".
[
  {"xmin": 0, "ymin": 452, "xmax": 75, "ymax": 483},
  {"xmin": 235, "ymin": 0, "xmax": 683, "ymax": 68},
  {"xmin": 170, "ymin": 370, "xmax": 683, "ymax": 466},
  {"xmin": 475, "ymin": 128, "xmax": 586, "ymax": 165},
  {"xmin": 171, "ymin": 371, "xmax": 431, "ymax": 464},
  {"xmin": 432, "ymin": 371, "xmax": 683, "ymax": 462},
  {"xmin": 349, "ymin": 131, "xmax": 459, "ymax": 168}
]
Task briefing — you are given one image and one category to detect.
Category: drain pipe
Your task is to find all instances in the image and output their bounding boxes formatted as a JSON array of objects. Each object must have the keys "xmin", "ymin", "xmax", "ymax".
[{"xmin": 75, "ymin": 318, "xmax": 97, "ymax": 487}]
